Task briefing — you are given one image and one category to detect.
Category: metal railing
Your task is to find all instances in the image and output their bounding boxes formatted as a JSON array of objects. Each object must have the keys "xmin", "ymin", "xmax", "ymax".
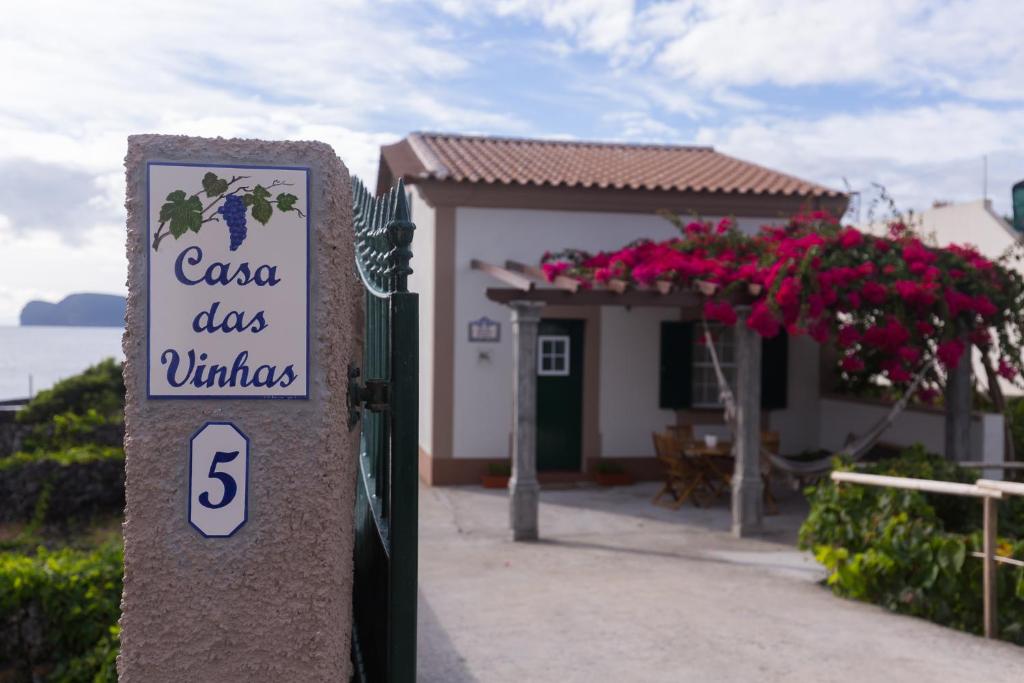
[{"xmin": 831, "ymin": 470, "xmax": 1024, "ymax": 639}]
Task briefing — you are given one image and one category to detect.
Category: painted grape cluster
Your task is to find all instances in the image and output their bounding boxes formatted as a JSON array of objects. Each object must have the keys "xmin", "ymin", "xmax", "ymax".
[
  {"xmin": 218, "ymin": 194, "xmax": 248, "ymax": 251},
  {"xmin": 153, "ymin": 170, "xmax": 302, "ymax": 253}
]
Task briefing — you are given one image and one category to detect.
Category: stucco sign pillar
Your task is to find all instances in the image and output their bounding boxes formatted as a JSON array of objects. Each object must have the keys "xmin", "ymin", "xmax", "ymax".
[
  {"xmin": 120, "ymin": 135, "xmax": 359, "ymax": 681},
  {"xmin": 509, "ymin": 300, "xmax": 545, "ymax": 541}
]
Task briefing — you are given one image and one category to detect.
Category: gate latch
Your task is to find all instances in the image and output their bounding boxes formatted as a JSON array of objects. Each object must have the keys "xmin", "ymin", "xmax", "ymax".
[{"xmin": 347, "ymin": 364, "xmax": 391, "ymax": 430}]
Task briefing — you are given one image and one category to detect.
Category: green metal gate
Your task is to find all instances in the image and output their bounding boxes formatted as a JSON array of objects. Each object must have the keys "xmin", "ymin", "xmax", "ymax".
[{"xmin": 348, "ymin": 178, "xmax": 418, "ymax": 682}]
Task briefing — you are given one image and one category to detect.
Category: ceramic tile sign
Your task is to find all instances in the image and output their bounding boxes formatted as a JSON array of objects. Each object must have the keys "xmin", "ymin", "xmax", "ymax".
[
  {"xmin": 189, "ymin": 421, "xmax": 249, "ymax": 537},
  {"xmin": 147, "ymin": 163, "xmax": 309, "ymax": 398},
  {"xmin": 468, "ymin": 315, "xmax": 501, "ymax": 342}
]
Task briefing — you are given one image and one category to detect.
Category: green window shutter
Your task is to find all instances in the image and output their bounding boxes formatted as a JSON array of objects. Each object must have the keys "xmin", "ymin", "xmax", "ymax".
[
  {"xmin": 761, "ymin": 332, "xmax": 788, "ymax": 410},
  {"xmin": 659, "ymin": 321, "xmax": 693, "ymax": 409}
]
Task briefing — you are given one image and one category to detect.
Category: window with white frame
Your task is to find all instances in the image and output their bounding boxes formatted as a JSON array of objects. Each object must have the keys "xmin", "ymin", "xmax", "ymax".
[
  {"xmin": 537, "ymin": 335, "xmax": 570, "ymax": 376},
  {"xmin": 692, "ymin": 324, "xmax": 735, "ymax": 407}
]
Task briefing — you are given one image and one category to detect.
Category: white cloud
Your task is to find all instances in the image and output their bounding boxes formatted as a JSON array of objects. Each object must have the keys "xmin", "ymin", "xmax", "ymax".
[
  {"xmin": 0, "ymin": 217, "xmax": 126, "ymax": 325},
  {"xmin": 696, "ymin": 103, "xmax": 1024, "ymax": 216}
]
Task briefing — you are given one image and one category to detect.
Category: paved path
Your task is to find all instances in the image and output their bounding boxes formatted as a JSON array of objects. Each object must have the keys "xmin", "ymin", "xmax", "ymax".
[{"xmin": 417, "ymin": 482, "xmax": 1023, "ymax": 682}]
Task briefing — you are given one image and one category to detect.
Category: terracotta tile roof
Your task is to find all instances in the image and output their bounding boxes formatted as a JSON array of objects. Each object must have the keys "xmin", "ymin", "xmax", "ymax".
[{"xmin": 380, "ymin": 132, "xmax": 843, "ymax": 198}]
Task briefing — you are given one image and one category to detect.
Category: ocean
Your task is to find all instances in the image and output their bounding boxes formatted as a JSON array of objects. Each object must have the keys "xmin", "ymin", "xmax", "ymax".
[{"xmin": 0, "ymin": 325, "xmax": 124, "ymax": 401}]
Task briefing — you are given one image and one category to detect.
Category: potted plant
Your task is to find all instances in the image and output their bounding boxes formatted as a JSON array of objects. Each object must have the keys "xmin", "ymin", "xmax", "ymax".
[
  {"xmin": 594, "ymin": 460, "xmax": 633, "ymax": 487},
  {"xmin": 481, "ymin": 461, "xmax": 511, "ymax": 489}
]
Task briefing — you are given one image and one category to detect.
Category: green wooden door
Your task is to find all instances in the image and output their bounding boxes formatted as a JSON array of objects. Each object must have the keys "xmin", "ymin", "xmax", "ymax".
[{"xmin": 536, "ymin": 319, "xmax": 584, "ymax": 471}]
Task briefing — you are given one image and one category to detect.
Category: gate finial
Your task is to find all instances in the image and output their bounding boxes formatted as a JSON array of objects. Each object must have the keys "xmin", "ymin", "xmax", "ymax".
[{"xmin": 387, "ymin": 179, "xmax": 415, "ymax": 293}]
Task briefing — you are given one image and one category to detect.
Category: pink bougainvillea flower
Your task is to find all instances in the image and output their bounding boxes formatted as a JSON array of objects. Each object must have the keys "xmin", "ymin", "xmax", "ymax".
[
  {"xmin": 971, "ymin": 295, "xmax": 998, "ymax": 318},
  {"xmin": 874, "ymin": 239, "xmax": 891, "ymax": 253},
  {"xmin": 945, "ymin": 289, "xmax": 973, "ymax": 317},
  {"xmin": 893, "ymin": 280, "xmax": 938, "ymax": 309},
  {"xmin": 703, "ymin": 299, "xmax": 738, "ymax": 326},
  {"xmin": 916, "ymin": 321, "xmax": 935, "ymax": 336},
  {"xmin": 542, "ymin": 262, "xmax": 568, "ymax": 281},
  {"xmin": 841, "ymin": 355, "xmax": 865, "ymax": 373},
  {"xmin": 937, "ymin": 339, "xmax": 966, "ymax": 369},
  {"xmin": 838, "ymin": 227, "xmax": 863, "ymax": 249},
  {"xmin": 998, "ymin": 358, "xmax": 1018, "ymax": 381},
  {"xmin": 809, "ymin": 318, "xmax": 830, "ymax": 343},
  {"xmin": 716, "ymin": 218, "xmax": 734, "ymax": 234},
  {"xmin": 897, "ymin": 346, "xmax": 922, "ymax": 364},
  {"xmin": 747, "ymin": 301, "xmax": 781, "ymax": 338},
  {"xmin": 970, "ymin": 328, "xmax": 991, "ymax": 347},
  {"xmin": 837, "ymin": 325, "xmax": 861, "ymax": 348},
  {"xmin": 861, "ymin": 282, "xmax": 887, "ymax": 305}
]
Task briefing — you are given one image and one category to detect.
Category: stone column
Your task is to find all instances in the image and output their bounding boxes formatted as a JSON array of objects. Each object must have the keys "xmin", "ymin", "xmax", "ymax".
[
  {"xmin": 945, "ymin": 341, "xmax": 972, "ymax": 462},
  {"xmin": 509, "ymin": 300, "xmax": 544, "ymax": 541},
  {"xmin": 732, "ymin": 309, "xmax": 763, "ymax": 537}
]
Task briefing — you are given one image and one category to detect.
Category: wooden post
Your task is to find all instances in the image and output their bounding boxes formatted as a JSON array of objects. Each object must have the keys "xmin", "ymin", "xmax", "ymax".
[
  {"xmin": 983, "ymin": 496, "xmax": 998, "ymax": 639},
  {"xmin": 509, "ymin": 300, "xmax": 545, "ymax": 541},
  {"xmin": 732, "ymin": 310, "xmax": 763, "ymax": 537},
  {"xmin": 945, "ymin": 340, "xmax": 972, "ymax": 462}
]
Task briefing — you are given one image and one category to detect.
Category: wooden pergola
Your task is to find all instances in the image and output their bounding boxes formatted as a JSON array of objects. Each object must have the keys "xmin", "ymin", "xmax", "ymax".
[{"xmin": 473, "ymin": 259, "xmax": 765, "ymax": 540}]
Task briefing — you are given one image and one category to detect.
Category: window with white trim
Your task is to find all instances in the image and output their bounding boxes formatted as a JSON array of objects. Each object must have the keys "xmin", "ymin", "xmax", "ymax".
[
  {"xmin": 692, "ymin": 324, "xmax": 735, "ymax": 407},
  {"xmin": 537, "ymin": 335, "xmax": 570, "ymax": 376}
]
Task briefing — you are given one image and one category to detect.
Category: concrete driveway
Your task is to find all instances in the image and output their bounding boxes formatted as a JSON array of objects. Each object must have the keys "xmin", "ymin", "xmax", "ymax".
[{"xmin": 416, "ymin": 482, "xmax": 1023, "ymax": 682}]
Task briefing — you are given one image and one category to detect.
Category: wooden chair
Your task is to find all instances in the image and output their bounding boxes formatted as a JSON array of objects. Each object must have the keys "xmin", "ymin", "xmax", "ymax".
[
  {"xmin": 652, "ymin": 431, "xmax": 713, "ymax": 509},
  {"xmin": 667, "ymin": 424, "xmax": 695, "ymax": 445}
]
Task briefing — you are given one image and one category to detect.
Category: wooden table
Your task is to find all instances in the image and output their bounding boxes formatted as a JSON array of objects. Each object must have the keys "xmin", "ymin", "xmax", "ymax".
[{"xmin": 683, "ymin": 441, "xmax": 734, "ymax": 497}]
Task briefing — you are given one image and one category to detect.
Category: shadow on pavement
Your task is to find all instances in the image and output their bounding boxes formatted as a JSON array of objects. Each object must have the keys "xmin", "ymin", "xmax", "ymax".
[{"xmin": 417, "ymin": 589, "xmax": 478, "ymax": 683}]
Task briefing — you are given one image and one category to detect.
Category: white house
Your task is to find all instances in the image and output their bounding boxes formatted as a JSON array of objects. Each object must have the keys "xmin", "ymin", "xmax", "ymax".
[{"xmin": 376, "ymin": 133, "xmax": 1006, "ymax": 488}]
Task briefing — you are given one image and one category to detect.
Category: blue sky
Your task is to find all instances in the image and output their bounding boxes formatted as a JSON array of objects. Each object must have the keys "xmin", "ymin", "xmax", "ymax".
[{"xmin": 0, "ymin": 0, "xmax": 1022, "ymax": 323}]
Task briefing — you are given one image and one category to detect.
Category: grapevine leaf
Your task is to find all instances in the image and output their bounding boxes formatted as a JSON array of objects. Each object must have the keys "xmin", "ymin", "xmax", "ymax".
[
  {"xmin": 242, "ymin": 193, "xmax": 255, "ymax": 207},
  {"xmin": 201, "ymin": 172, "xmax": 229, "ymax": 197},
  {"xmin": 160, "ymin": 191, "xmax": 203, "ymax": 237},
  {"xmin": 276, "ymin": 193, "xmax": 298, "ymax": 212},
  {"xmin": 249, "ymin": 185, "xmax": 273, "ymax": 225}
]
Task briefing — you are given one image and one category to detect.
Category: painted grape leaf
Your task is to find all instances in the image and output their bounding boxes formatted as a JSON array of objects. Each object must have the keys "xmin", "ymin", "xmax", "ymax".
[
  {"xmin": 202, "ymin": 172, "xmax": 229, "ymax": 197},
  {"xmin": 276, "ymin": 193, "xmax": 298, "ymax": 212},
  {"xmin": 159, "ymin": 191, "xmax": 203, "ymax": 237},
  {"xmin": 251, "ymin": 184, "xmax": 273, "ymax": 225},
  {"xmin": 242, "ymin": 193, "xmax": 255, "ymax": 207}
]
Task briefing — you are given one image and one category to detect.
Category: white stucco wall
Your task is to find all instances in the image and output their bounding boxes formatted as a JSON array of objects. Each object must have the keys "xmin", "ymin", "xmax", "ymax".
[
  {"xmin": 450, "ymin": 206, "xmax": 775, "ymax": 460},
  {"xmin": 599, "ymin": 306, "xmax": 680, "ymax": 457},
  {"xmin": 819, "ymin": 397, "xmax": 1004, "ymax": 471},
  {"xmin": 767, "ymin": 335, "xmax": 822, "ymax": 455},
  {"xmin": 918, "ymin": 200, "xmax": 1019, "ymax": 262},
  {"xmin": 407, "ymin": 186, "xmax": 435, "ymax": 453}
]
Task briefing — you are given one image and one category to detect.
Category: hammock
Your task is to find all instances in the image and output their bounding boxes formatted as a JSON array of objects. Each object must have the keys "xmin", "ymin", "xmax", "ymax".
[{"xmin": 701, "ymin": 319, "xmax": 936, "ymax": 477}]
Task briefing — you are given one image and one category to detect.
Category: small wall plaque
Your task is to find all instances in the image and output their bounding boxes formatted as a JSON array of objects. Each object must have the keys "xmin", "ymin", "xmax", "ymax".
[{"xmin": 468, "ymin": 316, "xmax": 501, "ymax": 343}]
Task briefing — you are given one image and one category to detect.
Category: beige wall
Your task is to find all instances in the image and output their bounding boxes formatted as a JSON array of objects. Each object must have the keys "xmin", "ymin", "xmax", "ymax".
[{"xmin": 408, "ymin": 185, "xmax": 436, "ymax": 454}]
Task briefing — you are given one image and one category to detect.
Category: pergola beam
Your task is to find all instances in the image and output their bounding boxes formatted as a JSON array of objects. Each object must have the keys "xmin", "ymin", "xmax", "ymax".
[
  {"xmin": 470, "ymin": 259, "xmax": 535, "ymax": 291},
  {"xmin": 486, "ymin": 287, "xmax": 708, "ymax": 308}
]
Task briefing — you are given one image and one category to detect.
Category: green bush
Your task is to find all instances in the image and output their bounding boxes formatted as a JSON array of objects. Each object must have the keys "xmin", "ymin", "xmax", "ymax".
[
  {"xmin": 800, "ymin": 446, "xmax": 1024, "ymax": 642},
  {"xmin": 17, "ymin": 359, "xmax": 124, "ymax": 426},
  {"xmin": 0, "ymin": 445, "xmax": 123, "ymax": 472},
  {"xmin": 21, "ymin": 409, "xmax": 123, "ymax": 453},
  {"xmin": 0, "ymin": 543, "xmax": 122, "ymax": 681}
]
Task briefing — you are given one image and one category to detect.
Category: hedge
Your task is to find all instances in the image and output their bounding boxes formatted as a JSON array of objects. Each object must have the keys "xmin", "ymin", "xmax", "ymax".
[
  {"xmin": 16, "ymin": 359, "xmax": 124, "ymax": 426},
  {"xmin": 800, "ymin": 445, "xmax": 1024, "ymax": 643},
  {"xmin": 0, "ymin": 447, "xmax": 125, "ymax": 526},
  {"xmin": 0, "ymin": 543, "xmax": 122, "ymax": 681}
]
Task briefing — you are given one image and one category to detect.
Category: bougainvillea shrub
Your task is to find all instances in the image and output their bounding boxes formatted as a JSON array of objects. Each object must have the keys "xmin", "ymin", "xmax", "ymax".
[{"xmin": 540, "ymin": 212, "xmax": 1024, "ymax": 400}]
